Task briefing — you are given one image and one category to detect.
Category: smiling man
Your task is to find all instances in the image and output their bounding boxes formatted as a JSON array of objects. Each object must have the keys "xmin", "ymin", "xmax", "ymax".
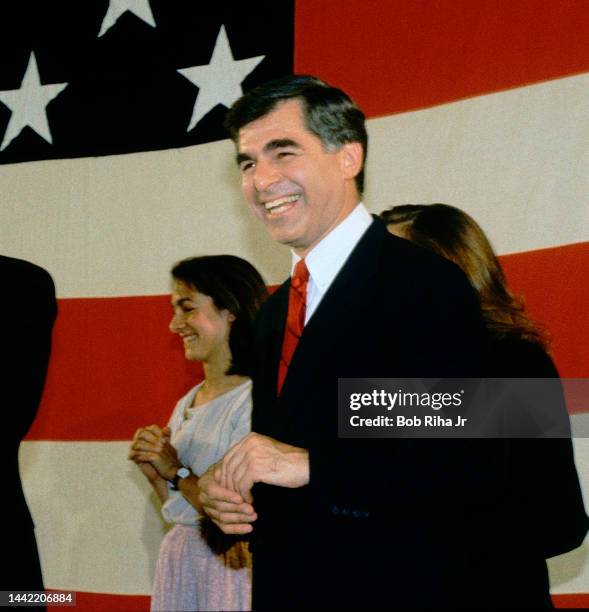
[
  {"xmin": 196, "ymin": 76, "xmax": 551, "ymax": 609},
  {"xmin": 235, "ymin": 97, "xmax": 362, "ymax": 255}
]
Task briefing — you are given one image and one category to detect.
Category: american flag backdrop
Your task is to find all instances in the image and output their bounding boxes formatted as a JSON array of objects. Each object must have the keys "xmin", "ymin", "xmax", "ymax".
[{"xmin": 1, "ymin": 1, "xmax": 587, "ymax": 609}]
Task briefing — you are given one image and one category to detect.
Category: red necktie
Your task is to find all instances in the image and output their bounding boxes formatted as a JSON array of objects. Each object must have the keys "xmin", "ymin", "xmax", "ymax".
[{"xmin": 277, "ymin": 259, "xmax": 309, "ymax": 394}]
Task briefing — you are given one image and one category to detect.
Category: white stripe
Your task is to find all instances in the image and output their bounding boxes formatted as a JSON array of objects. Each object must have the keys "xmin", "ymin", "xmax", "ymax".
[
  {"xmin": 549, "ymin": 437, "xmax": 589, "ymax": 593},
  {"xmin": 1, "ymin": 141, "xmax": 290, "ymax": 297},
  {"xmin": 20, "ymin": 441, "xmax": 161, "ymax": 594},
  {"xmin": 366, "ymin": 71, "xmax": 589, "ymax": 255},
  {"xmin": 1, "ymin": 73, "xmax": 587, "ymax": 298},
  {"xmin": 21, "ymin": 437, "xmax": 589, "ymax": 595}
]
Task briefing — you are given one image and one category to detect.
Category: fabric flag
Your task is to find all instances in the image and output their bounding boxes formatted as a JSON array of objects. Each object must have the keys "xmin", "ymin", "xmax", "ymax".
[
  {"xmin": 0, "ymin": 2, "xmax": 293, "ymax": 162},
  {"xmin": 0, "ymin": 1, "xmax": 587, "ymax": 609}
]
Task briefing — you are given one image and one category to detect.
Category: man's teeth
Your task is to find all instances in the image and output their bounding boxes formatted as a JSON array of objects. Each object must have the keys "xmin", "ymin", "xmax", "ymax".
[{"xmin": 264, "ymin": 195, "xmax": 300, "ymax": 213}]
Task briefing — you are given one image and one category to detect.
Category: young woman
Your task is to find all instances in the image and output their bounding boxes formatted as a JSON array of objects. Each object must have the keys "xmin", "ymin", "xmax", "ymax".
[
  {"xmin": 129, "ymin": 255, "xmax": 268, "ymax": 612},
  {"xmin": 381, "ymin": 203, "xmax": 588, "ymax": 606}
]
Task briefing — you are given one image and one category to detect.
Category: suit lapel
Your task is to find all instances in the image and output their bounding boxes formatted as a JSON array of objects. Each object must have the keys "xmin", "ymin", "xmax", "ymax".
[{"xmin": 279, "ymin": 218, "xmax": 387, "ymax": 397}]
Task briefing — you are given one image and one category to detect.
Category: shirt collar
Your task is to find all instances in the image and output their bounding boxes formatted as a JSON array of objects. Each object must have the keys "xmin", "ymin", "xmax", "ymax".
[{"xmin": 291, "ymin": 203, "xmax": 373, "ymax": 294}]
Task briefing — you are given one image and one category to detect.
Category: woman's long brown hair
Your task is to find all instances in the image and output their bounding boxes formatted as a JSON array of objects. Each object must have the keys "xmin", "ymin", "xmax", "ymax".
[{"xmin": 380, "ymin": 203, "xmax": 549, "ymax": 349}]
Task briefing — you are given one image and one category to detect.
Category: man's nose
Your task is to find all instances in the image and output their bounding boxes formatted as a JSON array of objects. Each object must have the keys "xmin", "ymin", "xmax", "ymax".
[{"xmin": 253, "ymin": 159, "xmax": 280, "ymax": 192}]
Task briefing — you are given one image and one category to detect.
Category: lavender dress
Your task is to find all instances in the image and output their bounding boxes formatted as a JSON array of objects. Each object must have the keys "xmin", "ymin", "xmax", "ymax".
[{"xmin": 151, "ymin": 380, "xmax": 252, "ymax": 612}]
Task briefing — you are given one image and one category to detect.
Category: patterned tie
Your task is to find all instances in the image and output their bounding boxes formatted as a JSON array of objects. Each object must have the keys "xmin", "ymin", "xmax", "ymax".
[{"xmin": 277, "ymin": 259, "xmax": 309, "ymax": 395}]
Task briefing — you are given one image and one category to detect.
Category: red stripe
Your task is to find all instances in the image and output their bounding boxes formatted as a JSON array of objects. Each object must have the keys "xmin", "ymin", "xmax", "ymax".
[
  {"xmin": 295, "ymin": 0, "xmax": 589, "ymax": 117},
  {"xmin": 27, "ymin": 296, "xmax": 203, "ymax": 441},
  {"xmin": 48, "ymin": 591, "xmax": 149, "ymax": 611},
  {"xmin": 44, "ymin": 590, "xmax": 589, "ymax": 609},
  {"xmin": 26, "ymin": 243, "xmax": 586, "ymax": 442},
  {"xmin": 45, "ymin": 590, "xmax": 588, "ymax": 609},
  {"xmin": 499, "ymin": 242, "xmax": 589, "ymax": 379},
  {"xmin": 552, "ymin": 593, "xmax": 589, "ymax": 608}
]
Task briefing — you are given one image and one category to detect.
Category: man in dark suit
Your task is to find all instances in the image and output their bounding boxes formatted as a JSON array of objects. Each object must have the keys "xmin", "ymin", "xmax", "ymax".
[
  {"xmin": 198, "ymin": 76, "xmax": 552, "ymax": 608},
  {"xmin": 1, "ymin": 256, "xmax": 56, "ymax": 592}
]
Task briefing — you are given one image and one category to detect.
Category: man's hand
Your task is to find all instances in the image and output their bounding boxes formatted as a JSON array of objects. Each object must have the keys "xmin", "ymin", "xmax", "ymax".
[
  {"xmin": 198, "ymin": 463, "xmax": 258, "ymax": 535},
  {"xmin": 219, "ymin": 432, "xmax": 309, "ymax": 502},
  {"xmin": 128, "ymin": 424, "xmax": 181, "ymax": 481}
]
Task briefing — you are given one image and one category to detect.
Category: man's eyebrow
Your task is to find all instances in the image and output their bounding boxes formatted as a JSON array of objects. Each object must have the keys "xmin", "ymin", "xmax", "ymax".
[
  {"xmin": 236, "ymin": 152, "xmax": 252, "ymax": 166},
  {"xmin": 235, "ymin": 139, "xmax": 301, "ymax": 166},
  {"xmin": 264, "ymin": 138, "xmax": 300, "ymax": 152}
]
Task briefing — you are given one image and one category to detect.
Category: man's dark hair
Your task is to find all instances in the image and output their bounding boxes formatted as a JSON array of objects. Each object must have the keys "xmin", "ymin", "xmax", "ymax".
[
  {"xmin": 224, "ymin": 74, "xmax": 368, "ymax": 195},
  {"xmin": 171, "ymin": 255, "xmax": 269, "ymax": 377}
]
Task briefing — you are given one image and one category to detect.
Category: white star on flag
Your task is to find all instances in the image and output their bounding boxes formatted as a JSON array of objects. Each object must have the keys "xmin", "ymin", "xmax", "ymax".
[
  {"xmin": 98, "ymin": 0, "xmax": 157, "ymax": 37},
  {"xmin": 178, "ymin": 25, "xmax": 265, "ymax": 132},
  {"xmin": 0, "ymin": 52, "xmax": 68, "ymax": 151}
]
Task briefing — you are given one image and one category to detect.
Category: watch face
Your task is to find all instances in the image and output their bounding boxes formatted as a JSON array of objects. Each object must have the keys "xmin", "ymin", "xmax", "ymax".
[{"xmin": 177, "ymin": 467, "xmax": 190, "ymax": 479}]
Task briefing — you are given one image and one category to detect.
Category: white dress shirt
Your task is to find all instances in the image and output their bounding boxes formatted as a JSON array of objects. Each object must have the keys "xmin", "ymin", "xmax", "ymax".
[{"xmin": 291, "ymin": 203, "xmax": 373, "ymax": 324}]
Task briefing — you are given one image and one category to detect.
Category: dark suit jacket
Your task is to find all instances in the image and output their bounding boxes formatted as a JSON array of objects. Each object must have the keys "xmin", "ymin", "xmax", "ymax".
[
  {"xmin": 1, "ymin": 255, "xmax": 56, "ymax": 590},
  {"xmin": 250, "ymin": 219, "xmax": 559, "ymax": 609},
  {"xmin": 489, "ymin": 336, "xmax": 588, "ymax": 561}
]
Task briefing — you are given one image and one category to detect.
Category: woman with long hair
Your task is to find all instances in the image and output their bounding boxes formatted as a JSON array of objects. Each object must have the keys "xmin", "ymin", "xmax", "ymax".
[
  {"xmin": 381, "ymin": 203, "xmax": 588, "ymax": 605},
  {"xmin": 381, "ymin": 203, "xmax": 547, "ymax": 352},
  {"xmin": 129, "ymin": 255, "xmax": 268, "ymax": 611}
]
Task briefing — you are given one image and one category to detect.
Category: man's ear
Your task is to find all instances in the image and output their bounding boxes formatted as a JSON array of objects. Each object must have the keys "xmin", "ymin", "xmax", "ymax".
[{"xmin": 339, "ymin": 141, "xmax": 364, "ymax": 180}]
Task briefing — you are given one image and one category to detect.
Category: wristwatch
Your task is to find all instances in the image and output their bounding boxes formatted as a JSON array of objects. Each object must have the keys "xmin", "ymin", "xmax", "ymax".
[{"xmin": 170, "ymin": 466, "xmax": 191, "ymax": 490}]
